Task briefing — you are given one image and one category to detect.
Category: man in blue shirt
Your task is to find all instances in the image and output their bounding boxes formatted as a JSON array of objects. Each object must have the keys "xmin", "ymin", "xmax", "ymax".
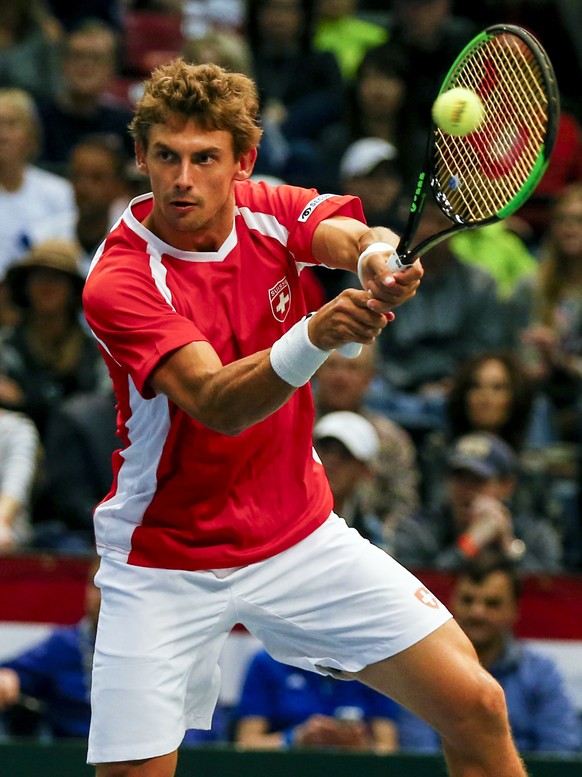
[
  {"xmin": 398, "ymin": 557, "xmax": 581, "ymax": 754},
  {"xmin": 235, "ymin": 648, "xmax": 399, "ymax": 752}
]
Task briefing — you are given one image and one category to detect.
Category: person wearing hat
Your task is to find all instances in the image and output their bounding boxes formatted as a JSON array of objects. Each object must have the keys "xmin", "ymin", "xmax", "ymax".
[
  {"xmin": 0, "ymin": 239, "xmax": 106, "ymax": 441},
  {"xmin": 313, "ymin": 410, "xmax": 385, "ymax": 546},
  {"xmin": 392, "ymin": 431, "xmax": 563, "ymax": 572}
]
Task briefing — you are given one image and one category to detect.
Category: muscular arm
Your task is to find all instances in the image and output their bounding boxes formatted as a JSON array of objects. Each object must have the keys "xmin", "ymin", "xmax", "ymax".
[{"xmin": 150, "ymin": 290, "xmax": 388, "ymax": 436}]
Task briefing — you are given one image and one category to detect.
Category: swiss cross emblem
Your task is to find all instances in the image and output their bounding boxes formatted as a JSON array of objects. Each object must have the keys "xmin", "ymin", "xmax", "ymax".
[
  {"xmin": 269, "ymin": 277, "xmax": 291, "ymax": 322},
  {"xmin": 415, "ymin": 587, "xmax": 439, "ymax": 609}
]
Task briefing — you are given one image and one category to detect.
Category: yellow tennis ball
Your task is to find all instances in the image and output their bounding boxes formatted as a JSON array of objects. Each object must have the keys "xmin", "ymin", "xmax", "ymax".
[{"xmin": 432, "ymin": 88, "xmax": 484, "ymax": 136}]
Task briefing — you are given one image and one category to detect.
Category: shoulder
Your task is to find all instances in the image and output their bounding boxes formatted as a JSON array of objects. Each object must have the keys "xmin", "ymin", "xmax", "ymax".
[{"xmin": 25, "ymin": 166, "xmax": 74, "ymax": 196}]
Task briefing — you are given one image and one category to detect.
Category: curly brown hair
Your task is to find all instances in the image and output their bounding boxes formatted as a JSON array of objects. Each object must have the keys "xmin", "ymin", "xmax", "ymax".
[{"xmin": 129, "ymin": 59, "xmax": 263, "ymax": 158}]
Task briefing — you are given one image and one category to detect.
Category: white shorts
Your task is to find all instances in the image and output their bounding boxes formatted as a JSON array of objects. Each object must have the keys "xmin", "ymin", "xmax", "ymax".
[{"xmin": 88, "ymin": 513, "xmax": 451, "ymax": 763}]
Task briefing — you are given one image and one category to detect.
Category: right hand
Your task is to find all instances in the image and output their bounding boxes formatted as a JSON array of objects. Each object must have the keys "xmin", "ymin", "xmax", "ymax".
[
  {"xmin": 465, "ymin": 495, "xmax": 515, "ymax": 553},
  {"xmin": 0, "ymin": 668, "xmax": 20, "ymax": 708},
  {"xmin": 307, "ymin": 288, "xmax": 393, "ymax": 352}
]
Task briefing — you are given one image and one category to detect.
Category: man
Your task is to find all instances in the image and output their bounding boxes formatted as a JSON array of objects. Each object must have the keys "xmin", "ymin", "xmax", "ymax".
[
  {"xmin": 398, "ymin": 557, "xmax": 582, "ymax": 754},
  {"xmin": 393, "ymin": 431, "xmax": 563, "ymax": 572},
  {"xmin": 313, "ymin": 410, "xmax": 385, "ymax": 547},
  {"xmin": 82, "ymin": 59, "xmax": 527, "ymax": 777}
]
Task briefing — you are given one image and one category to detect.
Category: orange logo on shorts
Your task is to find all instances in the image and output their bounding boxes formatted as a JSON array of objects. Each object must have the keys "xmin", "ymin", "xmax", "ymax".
[{"xmin": 415, "ymin": 586, "xmax": 439, "ymax": 608}]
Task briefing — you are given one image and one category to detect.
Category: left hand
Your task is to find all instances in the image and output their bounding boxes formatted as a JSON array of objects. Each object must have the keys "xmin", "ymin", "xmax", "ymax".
[{"xmin": 359, "ymin": 247, "xmax": 424, "ymax": 314}]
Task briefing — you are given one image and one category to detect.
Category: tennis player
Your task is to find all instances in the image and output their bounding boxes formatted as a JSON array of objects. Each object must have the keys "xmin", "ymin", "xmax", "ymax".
[{"xmin": 82, "ymin": 60, "xmax": 527, "ymax": 777}]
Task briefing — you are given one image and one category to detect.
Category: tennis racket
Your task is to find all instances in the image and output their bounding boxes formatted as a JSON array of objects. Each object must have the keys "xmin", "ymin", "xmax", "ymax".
[{"xmin": 339, "ymin": 24, "xmax": 559, "ymax": 359}]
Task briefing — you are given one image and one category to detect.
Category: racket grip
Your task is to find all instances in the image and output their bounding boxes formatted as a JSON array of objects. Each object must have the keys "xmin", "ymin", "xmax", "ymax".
[
  {"xmin": 337, "ymin": 342, "xmax": 363, "ymax": 358},
  {"xmin": 387, "ymin": 252, "xmax": 413, "ymax": 272}
]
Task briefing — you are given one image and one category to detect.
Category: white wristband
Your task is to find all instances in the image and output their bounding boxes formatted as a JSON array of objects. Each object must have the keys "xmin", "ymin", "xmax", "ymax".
[
  {"xmin": 270, "ymin": 315, "xmax": 330, "ymax": 387},
  {"xmin": 357, "ymin": 241, "xmax": 396, "ymax": 287}
]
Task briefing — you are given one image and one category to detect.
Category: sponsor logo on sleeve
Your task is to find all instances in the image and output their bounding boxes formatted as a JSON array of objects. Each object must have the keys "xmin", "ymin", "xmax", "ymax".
[{"xmin": 298, "ymin": 193, "xmax": 334, "ymax": 222}]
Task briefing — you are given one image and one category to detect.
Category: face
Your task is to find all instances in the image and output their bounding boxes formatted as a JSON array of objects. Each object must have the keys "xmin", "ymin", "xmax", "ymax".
[
  {"xmin": 552, "ymin": 196, "xmax": 582, "ymax": 259},
  {"xmin": 447, "ymin": 471, "xmax": 507, "ymax": 531},
  {"xmin": 315, "ymin": 349, "xmax": 374, "ymax": 411},
  {"xmin": 136, "ymin": 117, "xmax": 256, "ymax": 250},
  {"xmin": 26, "ymin": 268, "xmax": 75, "ymax": 313},
  {"xmin": 465, "ymin": 359, "xmax": 513, "ymax": 432},
  {"xmin": 70, "ymin": 146, "xmax": 125, "ymax": 217},
  {"xmin": 358, "ymin": 67, "xmax": 406, "ymax": 120},
  {"xmin": 63, "ymin": 30, "xmax": 116, "ymax": 98},
  {"xmin": 315, "ymin": 438, "xmax": 367, "ymax": 502},
  {"xmin": 0, "ymin": 102, "xmax": 35, "ymax": 167},
  {"xmin": 451, "ymin": 571, "xmax": 518, "ymax": 652},
  {"xmin": 258, "ymin": 0, "xmax": 302, "ymax": 45},
  {"xmin": 343, "ymin": 171, "xmax": 401, "ymax": 217}
]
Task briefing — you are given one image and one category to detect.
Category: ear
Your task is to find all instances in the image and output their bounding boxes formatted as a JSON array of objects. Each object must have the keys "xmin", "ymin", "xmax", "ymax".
[
  {"xmin": 135, "ymin": 142, "xmax": 148, "ymax": 175},
  {"xmin": 234, "ymin": 147, "xmax": 258, "ymax": 181}
]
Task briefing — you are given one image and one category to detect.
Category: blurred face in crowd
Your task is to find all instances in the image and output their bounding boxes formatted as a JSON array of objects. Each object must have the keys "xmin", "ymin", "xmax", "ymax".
[
  {"xmin": 26, "ymin": 268, "xmax": 76, "ymax": 315},
  {"xmin": 316, "ymin": 0, "xmax": 355, "ymax": 20},
  {"xmin": 392, "ymin": 0, "xmax": 451, "ymax": 47},
  {"xmin": 70, "ymin": 144, "xmax": 126, "ymax": 219},
  {"xmin": 315, "ymin": 437, "xmax": 368, "ymax": 506},
  {"xmin": 451, "ymin": 570, "xmax": 518, "ymax": 656},
  {"xmin": 315, "ymin": 347, "xmax": 374, "ymax": 412},
  {"xmin": 447, "ymin": 470, "xmax": 513, "ymax": 532},
  {"xmin": 465, "ymin": 359, "xmax": 514, "ymax": 433},
  {"xmin": 551, "ymin": 190, "xmax": 582, "ymax": 260},
  {"xmin": 63, "ymin": 28, "xmax": 117, "ymax": 100},
  {"xmin": 0, "ymin": 98, "xmax": 36, "ymax": 170},
  {"xmin": 357, "ymin": 65, "xmax": 406, "ymax": 121},
  {"xmin": 342, "ymin": 164, "xmax": 401, "ymax": 219},
  {"xmin": 258, "ymin": 0, "xmax": 303, "ymax": 47}
]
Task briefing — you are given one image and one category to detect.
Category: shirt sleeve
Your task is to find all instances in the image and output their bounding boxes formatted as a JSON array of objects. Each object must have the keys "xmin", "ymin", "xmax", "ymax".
[{"xmin": 83, "ymin": 257, "xmax": 204, "ymax": 398}]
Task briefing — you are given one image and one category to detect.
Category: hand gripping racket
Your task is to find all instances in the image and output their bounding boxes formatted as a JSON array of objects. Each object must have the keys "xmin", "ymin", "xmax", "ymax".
[{"xmin": 339, "ymin": 23, "xmax": 559, "ymax": 359}]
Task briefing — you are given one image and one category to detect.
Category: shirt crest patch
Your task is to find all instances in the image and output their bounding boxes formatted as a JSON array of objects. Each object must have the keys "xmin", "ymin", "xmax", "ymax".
[{"xmin": 269, "ymin": 277, "xmax": 292, "ymax": 322}]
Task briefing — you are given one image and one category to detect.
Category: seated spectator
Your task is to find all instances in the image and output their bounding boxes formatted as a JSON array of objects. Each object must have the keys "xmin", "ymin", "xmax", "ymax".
[
  {"xmin": 235, "ymin": 647, "xmax": 399, "ymax": 752},
  {"xmin": 313, "ymin": 0, "xmax": 388, "ymax": 81},
  {"xmin": 313, "ymin": 410, "xmax": 385, "ymax": 548},
  {"xmin": 0, "ymin": 0, "xmax": 63, "ymax": 102},
  {"xmin": 0, "ymin": 557, "xmax": 100, "ymax": 738},
  {"xmin": 507, "ymin": 183, "xmax": 582, "ymax": 443},
  {"xmin": 67, "ymin": 133, "xmax": 131, "ymax": 272},
  {"xmin": 1, "ymin": 239, "xmax": 107, "ymax": 439},
  {"xmin": 314, "ymin": 346, "xmax": 420, "ymax": 550},
  {"xmin": 33, "ymin": 383, "xmax": 117, "ymax": 553},
  {"xmin": 398, "ymin": 556, "xmax": 582, "ymax": 755},
  {"xmin": 392, "ymin": 432, "xmax": 563, "ymax": 573},
  {"xmin": 0, "ymin": 87, "xmax": 77, "ymax": 279},
  {"xmin": 181, "ymin": 28, "xmax": 253, "ymax": 76},
  {"xmin": 373, "ymin": 201, "xmax": 507, "ymax": 436},
  {"xmin": 35, "ymin": 18, "xmax": 134, "ymax": 176},
  {"xmin": 244, "ymin": 0, "xmax": 345, "ymax": 187},
  {"xmin": 0, "ymin": 408, "xmax": 40, "ymax": 553}
]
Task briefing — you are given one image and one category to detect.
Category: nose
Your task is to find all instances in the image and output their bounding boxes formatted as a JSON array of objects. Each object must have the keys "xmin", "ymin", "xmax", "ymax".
[{"xmin": 175, "ymin": 159, "xmax": 195, "ymax": 190}]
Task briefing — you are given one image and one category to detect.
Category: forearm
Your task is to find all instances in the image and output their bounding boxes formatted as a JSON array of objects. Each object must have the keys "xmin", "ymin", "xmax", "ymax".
[{"xmin": 311, "ymin": 218, "xmax": 399, "ymax": 273}]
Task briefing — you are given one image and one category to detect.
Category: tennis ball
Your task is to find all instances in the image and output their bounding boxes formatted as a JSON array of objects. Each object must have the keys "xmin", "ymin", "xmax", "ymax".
[{"xmin": 432, "ymin": 88, "xmax": 484, "ymax": 136}]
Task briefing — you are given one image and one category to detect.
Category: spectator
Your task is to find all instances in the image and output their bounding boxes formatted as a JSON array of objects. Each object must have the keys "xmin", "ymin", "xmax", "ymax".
[
  {"xmin": 235, "ymin": 647, "xmax": 399, "ymax": 752},
  {"xmin": 398, "ymin": 556, "xmax": 582, "ymax": 755},
  {"xmin": 181, "ymin": 29, "xmax": 253, "ymax": 76},
  {"xmin": 313, "ymin": 410, "xmax": 384, "ymax": 547},
  {"xmin": 0, "ymin": 408, "xmax": 40, "ymax": 553},
  {"xmin": 0, "ymin": 0, "xmax": 63, "ymax": 102},
  {"xmin": 508, "ymin": 183, "xmax": 582, "ymax": 443},
  {"xmin": 419, "ymin": 349, "xmax": 546, "ymax": 510},
  {"xmin": 373, "ymin": 200, "xmax": 506, "ymax": 436},
  {"xmin": 33, "ymin": 383, "xmax": 117, "ymax": 553},
  {"xmin": 244, "ymin": 0, "xmax": 345, "ymax": 187},
  {"xmin": 313, "ymin": 0, "xmax": 388, "ymax": 81},
  {"xmin": 0, "ymin": 557, "xmax": 100, "ymax": 738},
  {"xmin": 313, "ymin": 346, "xmax": 420, "ymax": 550},
  {"xmin": 1, "ymin": 239, "xmax": 106, "ymax": 439},
  {"xmin": 392, "ymin": 431, "xmax": 563, "ymax": 573},
  {"xmin": 67, "ymin": 133, "xmax": 131, "ymax": 272},
  {"xmin": 319, "ymin": 44, "xmax": 410, "ymax": 193},
  {"xmin": 36, "ymin": 18, "xmax": 134, "ymax": 176},
  {"xmin": 0, "ymin": 87, "xmax": 77, "ymax": 278}
]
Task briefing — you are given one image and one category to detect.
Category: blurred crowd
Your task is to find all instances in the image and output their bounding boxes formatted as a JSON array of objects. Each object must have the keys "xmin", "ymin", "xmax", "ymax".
[{"xmin": 1, "ymin": 0, "xmax": 582, "ymax": 759}]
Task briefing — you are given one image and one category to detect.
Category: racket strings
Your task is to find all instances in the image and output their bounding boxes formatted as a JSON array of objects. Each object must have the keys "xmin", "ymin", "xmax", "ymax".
[{"xmin": 433, "ymin": 32, "xmax": 549, "ymax": 222}]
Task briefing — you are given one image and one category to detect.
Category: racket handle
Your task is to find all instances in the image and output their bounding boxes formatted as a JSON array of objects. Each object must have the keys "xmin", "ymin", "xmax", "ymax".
[
  {"xmin": 387, "ymin": 252, "xmax": 413, "ymax": 272},
  {"xmin": 337, "ymin": 342, "xmax": 363, "ymax": 358}
]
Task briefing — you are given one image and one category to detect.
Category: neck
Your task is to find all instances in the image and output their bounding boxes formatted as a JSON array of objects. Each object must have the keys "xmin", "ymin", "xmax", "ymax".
[
  {"xmin": 474, "ymin": 636, "xmax": 505, "ymax": 669},
  {"xmin": 0, "ymin": 164, "xmax": 25, "ymax": 192}
]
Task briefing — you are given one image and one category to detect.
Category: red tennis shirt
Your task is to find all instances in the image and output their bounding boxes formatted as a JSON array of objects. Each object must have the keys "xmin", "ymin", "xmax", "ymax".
[{"xmin": 83, "ymin": 180, "xmax": 364, "ymax": 570}]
